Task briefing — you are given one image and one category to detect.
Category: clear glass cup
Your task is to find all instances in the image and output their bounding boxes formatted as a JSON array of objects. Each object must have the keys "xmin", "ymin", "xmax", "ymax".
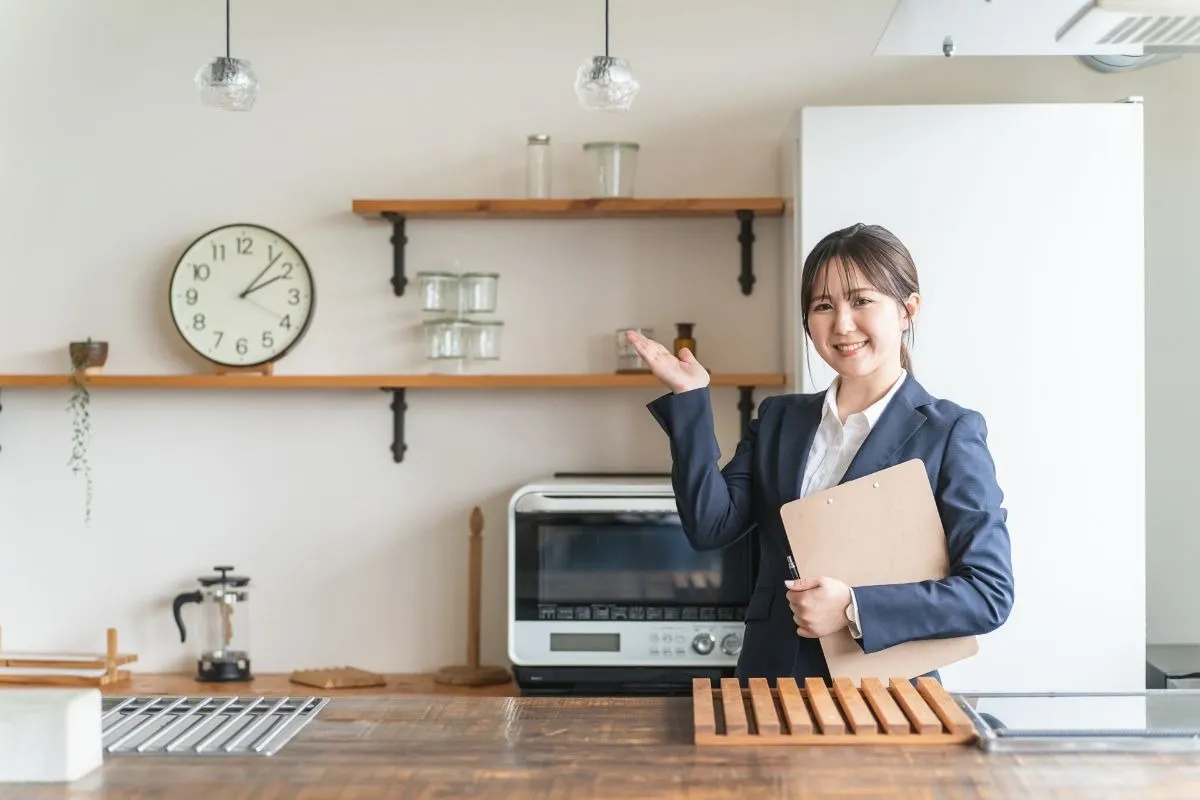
[
  {"xmin": 416, "ymin": 271, "xmax": 460, "ymax": 312},
  {"xmin": 459, "ymin": 272, "xmax": 499, "ymax": 313},
  {"xmin": 468, "ymin": 321, "xmax": 504, "ymax": 360},
  {"xmin": 423, "ymin": 319, "xmax": 471, "ymax": 360},
  {"xmin": 616, "ymin": 327, "xmax": 653, "ymax": 373},
  {"xmin": 583, "ymin": 142, "xmax": 640, "ymax": 198}
]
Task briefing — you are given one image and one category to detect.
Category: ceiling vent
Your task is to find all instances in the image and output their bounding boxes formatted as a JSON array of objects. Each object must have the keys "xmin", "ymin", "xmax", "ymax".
[
  {"xmin": 1058, "ymin": 1, "xmax": 1200, "ymax": 49},
  {"xmin": 875, "ymin": 0, "xmax": 1200, "ymax": 56}
]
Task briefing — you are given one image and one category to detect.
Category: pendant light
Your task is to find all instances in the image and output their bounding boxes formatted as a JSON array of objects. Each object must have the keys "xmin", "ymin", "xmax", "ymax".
[
  {"xmin": 195, "ymin": 0, "xmax": 258, "ymax": 111},
  {"xmin": 575, "ymin": 0, "xmax": 639, "ymax": 112}
]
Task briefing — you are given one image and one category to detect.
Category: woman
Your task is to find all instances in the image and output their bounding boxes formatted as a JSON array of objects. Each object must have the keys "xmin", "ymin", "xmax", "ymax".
[{"xmin": 627, "ymin": 222, "xmax": 1014, "ymax": 684}]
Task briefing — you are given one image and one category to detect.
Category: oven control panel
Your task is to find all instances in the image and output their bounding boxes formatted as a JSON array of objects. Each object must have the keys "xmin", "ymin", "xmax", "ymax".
[{"xmin": 509, "ymin": 621, "xmax": 746, "ymax": 667}]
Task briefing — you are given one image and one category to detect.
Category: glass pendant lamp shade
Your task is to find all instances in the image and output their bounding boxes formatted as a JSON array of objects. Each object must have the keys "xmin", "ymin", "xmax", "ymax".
[
  {"xmin": 195, "ymin": 56, "xmax": 258, "ymax": 111},
  {"xmin": 575, "ymin": 55, "xmax": 639, "ymax": 112}
]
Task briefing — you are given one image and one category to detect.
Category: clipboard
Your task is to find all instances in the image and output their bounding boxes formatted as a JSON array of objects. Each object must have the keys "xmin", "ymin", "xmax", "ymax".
[{"xmin": 779, "ymin": 458, "xmax": 978, "ymax": 681}]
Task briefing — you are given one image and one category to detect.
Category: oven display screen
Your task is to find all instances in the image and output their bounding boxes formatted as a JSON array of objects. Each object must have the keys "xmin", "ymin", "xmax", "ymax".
[
  {"xmin": 513, "ymin": 511, "xmax": 754, "ymax": 620},
  {"xmin": 536, "ymin": 524, "xmax": 735, "ymax": 603},
  {"xmin": 550, "ymin": 633, "xmax": 620, "ymax": 652}
]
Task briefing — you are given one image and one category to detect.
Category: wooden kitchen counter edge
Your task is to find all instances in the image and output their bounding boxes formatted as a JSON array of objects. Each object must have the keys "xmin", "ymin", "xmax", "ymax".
[
  {"xmin": 98, "ymin": 671, "xmax": 520, "ymax": 697},
  {"xmin": 7, "ymin": 694, "xmax": 1198, "ymax": 800}
]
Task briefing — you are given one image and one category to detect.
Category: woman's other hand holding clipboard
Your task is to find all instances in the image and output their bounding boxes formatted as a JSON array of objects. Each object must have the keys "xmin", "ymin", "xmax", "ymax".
[{"xmin": 786, "ymin": 573, "xmax": 853, "ymax": 638}]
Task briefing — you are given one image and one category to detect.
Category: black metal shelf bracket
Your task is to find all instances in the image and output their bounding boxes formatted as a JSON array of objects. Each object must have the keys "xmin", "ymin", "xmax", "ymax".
[
  {"xmin": 737, "ymin": 210, "xmax": 756, "ymax": 296},
  {"xmin": 381, "ymin": 213, "xmax": 408, "ymax": 297},
  {"xmin": 737, "ymin": 386, "xmax": 755, "ymax": 438},
  {"xmin": 383, "ymin": 388, "xmax": 407, "ymax": 462}
]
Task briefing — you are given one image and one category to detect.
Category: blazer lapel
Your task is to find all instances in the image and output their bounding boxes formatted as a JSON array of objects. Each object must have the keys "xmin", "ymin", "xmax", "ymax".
[
  {"xmin": 776, "ymin": 393, "xmax": 824, "ymax": 505},
  {"xmin": 840, "ymin": 376, "xmax": 931, "ymax": 484}
]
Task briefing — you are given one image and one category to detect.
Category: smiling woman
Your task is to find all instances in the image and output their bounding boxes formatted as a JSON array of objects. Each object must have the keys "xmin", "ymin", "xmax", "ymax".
[{"xmin": 626, "ymin": 221, "xmax": 1015, "ymax": 686}]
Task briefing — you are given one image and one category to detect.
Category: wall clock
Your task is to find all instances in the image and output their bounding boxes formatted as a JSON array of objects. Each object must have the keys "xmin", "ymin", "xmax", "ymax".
[{"xmin": 168, "ymin": 223, "xmax": 316, "ymax": 372}]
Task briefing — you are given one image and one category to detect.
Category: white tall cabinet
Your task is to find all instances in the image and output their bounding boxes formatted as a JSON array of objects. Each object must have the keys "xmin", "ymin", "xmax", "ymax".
[{"xmin": 779, "ymin": 102, "xmax": 1146, "ymax": 692}]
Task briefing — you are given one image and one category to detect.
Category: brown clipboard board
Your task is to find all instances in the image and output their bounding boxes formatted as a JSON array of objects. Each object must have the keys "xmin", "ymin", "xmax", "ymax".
[{"xmin": 779, "ymin": 458, "xmax": 978, "ymax": 681}]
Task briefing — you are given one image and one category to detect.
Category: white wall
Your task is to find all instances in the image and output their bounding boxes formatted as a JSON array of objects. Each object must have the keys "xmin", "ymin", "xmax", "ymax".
[{"xmin": 0, "ymin": 0, "xmax": 1193, "ymax": 677}]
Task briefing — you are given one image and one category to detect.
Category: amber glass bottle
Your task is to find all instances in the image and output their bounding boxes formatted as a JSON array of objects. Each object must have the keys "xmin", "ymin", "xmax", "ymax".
[{"xmin": 673, "ymin": 322, "xmax": 696, "ymax": 358}]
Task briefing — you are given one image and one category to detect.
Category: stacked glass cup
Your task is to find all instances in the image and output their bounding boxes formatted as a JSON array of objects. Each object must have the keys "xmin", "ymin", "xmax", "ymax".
[{"xmin": 416, "ymin": 266, "xmax": 502, "ymax": 371}]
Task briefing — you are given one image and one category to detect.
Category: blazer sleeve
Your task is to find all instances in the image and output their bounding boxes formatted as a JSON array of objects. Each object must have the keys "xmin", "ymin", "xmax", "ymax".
[
  {"xmin": 850, "ymin": 410, "xmax": 1015, "ymax": 654},
  {"xmin": 646, "ymin": 387, "xmax": 768, "ymax": 551}
]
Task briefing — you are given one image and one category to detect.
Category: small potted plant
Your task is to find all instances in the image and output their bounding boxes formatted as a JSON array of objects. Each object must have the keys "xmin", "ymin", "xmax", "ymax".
[
  {"xmin": 69, "ymin": 338, "xmax": 108, "ymax": 375},
  {"xmin": 67, "ymin": 338, "xmax": 106, "ymax": 526}
]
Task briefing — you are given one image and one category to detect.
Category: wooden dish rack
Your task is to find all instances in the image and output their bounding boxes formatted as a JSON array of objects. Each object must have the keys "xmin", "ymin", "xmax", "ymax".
[
  {"xmin": 693, "ymin": 676, "xmax": 977, "ymax": 746},
  {"xmin": 0, "ymin": 626, "xmax": 137, "ymax": 687}
]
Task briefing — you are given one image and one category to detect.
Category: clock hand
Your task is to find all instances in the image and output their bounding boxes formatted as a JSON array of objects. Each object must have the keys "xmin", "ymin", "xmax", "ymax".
[
  {"xmin": 242, "ymin": 274, "xmax": 286, "ymax": 298},
  {"xmin": 239, "ymin": 251, "xmax": 283, "ymax": 298},
  {"xmin": 244, "ymin": 295, "xmax": 281, "ymax": 320}
]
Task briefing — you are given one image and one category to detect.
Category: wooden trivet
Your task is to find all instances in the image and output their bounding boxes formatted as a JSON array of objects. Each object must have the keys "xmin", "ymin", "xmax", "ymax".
[
  {"xmin": 693, "ymin": 675, "xmax": 977, "ymax": 746},
  {"xmin": 289, "ymin": 666, "xmax": 386, "ymax": 690}
]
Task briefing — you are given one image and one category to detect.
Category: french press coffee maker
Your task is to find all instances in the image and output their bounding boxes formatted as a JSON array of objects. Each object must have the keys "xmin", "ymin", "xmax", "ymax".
[{"xmin": 172, "ymin": 565, "xmax": 253, "ymax": 682}]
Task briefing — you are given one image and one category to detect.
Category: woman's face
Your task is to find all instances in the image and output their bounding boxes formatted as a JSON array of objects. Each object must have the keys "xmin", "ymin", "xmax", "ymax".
[{"xmin": 806, "ymin": 259, "xmax": 918, "ymax": 382}]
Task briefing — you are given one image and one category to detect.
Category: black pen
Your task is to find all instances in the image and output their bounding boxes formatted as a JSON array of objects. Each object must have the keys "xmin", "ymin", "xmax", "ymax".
[{"xmin": 785, "ymin": 554, "xmax": 801, "ymax": 582}]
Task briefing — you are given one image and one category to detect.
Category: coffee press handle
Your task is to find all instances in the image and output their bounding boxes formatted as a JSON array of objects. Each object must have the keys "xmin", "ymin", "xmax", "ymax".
[{"xmin": 172, "ymin": 591, "xmax": 203, "ymax": 642}]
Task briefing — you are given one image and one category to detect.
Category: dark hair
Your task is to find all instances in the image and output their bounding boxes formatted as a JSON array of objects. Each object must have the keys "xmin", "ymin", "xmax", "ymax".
[{"xmin": 799, "ymin": 222, "xmax": 920, "ymax": 372}]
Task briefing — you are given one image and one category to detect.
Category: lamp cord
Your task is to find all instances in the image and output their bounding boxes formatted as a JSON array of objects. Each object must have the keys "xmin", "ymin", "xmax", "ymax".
[
  {"xmin": 226, "ymin": 0, "xmax": 231, "ymax": 59},
  {"xmin": 604, "ymin": 0, "xmax": 609, "ymax": 58}
]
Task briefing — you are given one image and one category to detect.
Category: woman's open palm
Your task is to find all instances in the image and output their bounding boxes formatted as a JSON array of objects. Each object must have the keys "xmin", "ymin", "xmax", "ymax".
[{"xmin": 625, "ymin": 329, "xmax": 710, "ymax": 394}]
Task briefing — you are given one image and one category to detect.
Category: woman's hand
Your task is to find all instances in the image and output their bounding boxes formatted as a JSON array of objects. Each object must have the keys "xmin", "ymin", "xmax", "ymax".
[
  {"xmin": 624, "ymin": 329, "xmax": 710, "ymax": 394},
  {"xmin": 785, "ymin": 576, "xmax": 852, "ymax": 638}
]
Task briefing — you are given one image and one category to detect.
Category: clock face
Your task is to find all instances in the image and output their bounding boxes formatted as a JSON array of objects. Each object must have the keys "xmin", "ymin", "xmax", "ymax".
[{"xmin": 169, "ymin": 224, "xmax": 315, "ymax": 367}]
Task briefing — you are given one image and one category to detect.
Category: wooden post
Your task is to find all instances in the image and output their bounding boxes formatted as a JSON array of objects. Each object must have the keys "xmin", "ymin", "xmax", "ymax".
[{"xmin": 434, "ymin": 506, "xmax": 511, "ymax": 686}]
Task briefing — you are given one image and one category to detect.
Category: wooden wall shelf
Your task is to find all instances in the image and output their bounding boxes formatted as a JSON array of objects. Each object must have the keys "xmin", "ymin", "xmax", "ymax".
[
  {"xmin": 350, "ymin": 197, "xmax": 786, "ymax": 298},
  {"xmin": 0, "ymin": 372, "xmax": 786, "ymax": 463}
]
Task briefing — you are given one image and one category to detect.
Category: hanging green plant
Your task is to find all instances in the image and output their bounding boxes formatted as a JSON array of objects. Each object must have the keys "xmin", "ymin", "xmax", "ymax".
[{"xmin": 67, "ymin": 338, "xmax": 107, "ymax": 526}]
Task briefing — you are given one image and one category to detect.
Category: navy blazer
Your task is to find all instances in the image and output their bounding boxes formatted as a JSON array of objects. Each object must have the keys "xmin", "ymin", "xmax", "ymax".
[{"xmin": 646, "ymin": 374, "xmax": 1014, "ymax": 684}]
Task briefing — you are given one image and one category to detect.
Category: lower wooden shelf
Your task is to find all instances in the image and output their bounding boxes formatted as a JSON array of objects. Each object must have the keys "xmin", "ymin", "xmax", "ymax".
[
  {"xmin": 0, "ymin": 372, "xmax": 784, "ymax": 390},
  {"xmin": 0, "ymin": 372, "xmax": 787, "ymax": 463}
]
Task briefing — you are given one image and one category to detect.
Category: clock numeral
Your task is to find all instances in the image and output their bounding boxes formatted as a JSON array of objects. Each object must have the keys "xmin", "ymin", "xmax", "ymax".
[
  {"xmin": 281, "ymin": 262, "xmax": 294, "ymax": 279},
  {"xmin": 211, "ymin": 243, "xmax": 225, "ymax": 261},
  {"xmin": 184, "ymin": 288, "xmax": 198, "ymax": 305},
  {"xmin": 191, "ymin": 263, "xmax": 211, "ymax": 281},
  {"xmin": 261, "ymin": 331, "xmax": 274, "ymax": 349},
  {"xmin": 192, "ymin": 313, "xmax": 205, "ymax": 331},
  {"xmin": 236, "ymin": 338, "xmax": 248, "ymax": 356},
  {"xmin": 288, "ymin": 288, "xmax": 301, "ymax": 306},
  {"xmin": 279, "ymin": 315, "xmax": 291, "ymax": 330},
  {"xmin": 213, "ymin": 331, "xmax": 224, "ymax": 347},
  {"xmin": 237, "ymin": 236, "xmax": 254, "ymax": 255}
]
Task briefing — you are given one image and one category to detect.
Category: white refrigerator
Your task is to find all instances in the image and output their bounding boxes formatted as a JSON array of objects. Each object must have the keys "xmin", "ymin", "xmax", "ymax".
[{"xmin": 778, "ymin": 101, "xmax": 1146, "ymax": 693}]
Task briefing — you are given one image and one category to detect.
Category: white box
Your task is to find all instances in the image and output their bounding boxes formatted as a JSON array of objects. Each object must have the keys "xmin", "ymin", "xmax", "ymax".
[{"xmin": 0, "ymin": 688, "xmax": 103, "ymax": 783}]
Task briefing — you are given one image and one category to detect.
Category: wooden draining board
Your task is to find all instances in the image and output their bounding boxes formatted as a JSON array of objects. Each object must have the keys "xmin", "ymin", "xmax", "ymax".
[{"xmin": 693, "ymin": 676, "xmax": 977, "ymax": 746}]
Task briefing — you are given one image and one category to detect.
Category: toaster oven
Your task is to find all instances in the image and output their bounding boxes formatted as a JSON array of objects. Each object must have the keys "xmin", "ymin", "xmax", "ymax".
[{"xmin": 507, "ymin": 474, "xmax": 758, "ymax": 696}]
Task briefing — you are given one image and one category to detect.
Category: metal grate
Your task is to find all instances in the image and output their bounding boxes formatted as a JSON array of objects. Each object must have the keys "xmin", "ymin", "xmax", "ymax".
[{"xmin": 101, "ymin": 695, "xmax": 329, "ymax": 757}]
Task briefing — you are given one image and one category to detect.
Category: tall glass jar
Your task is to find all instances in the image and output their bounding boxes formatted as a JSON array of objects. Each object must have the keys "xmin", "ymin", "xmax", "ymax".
[{"xmin": 526, "ymin": 134, "xmax": 551, "ymax": 198}]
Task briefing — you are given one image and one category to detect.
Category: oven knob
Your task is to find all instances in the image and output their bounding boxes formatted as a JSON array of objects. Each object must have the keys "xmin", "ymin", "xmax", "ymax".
[
  {"xmin": 692, "ymin": 632, "xmax": 715, "ymax": 655},
  {"xmin": 721, "ymin": 633, "xmax": 742, "ymax": 656}
]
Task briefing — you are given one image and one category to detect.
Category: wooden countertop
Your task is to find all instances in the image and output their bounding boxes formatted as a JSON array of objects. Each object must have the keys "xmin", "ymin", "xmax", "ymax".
[
  {"xmin": 10, "ymin": 693, "xmax": 1200, "ymax": 799},
  {"xmin": 100, "ymin": 671, "xmax": 519, "ymax": 697}
]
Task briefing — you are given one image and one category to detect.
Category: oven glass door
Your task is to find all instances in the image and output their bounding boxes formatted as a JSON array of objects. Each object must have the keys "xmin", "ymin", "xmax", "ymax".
[{"xmin": 513, "ymin": 508, "xmax": 754, "ymax": 623}]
